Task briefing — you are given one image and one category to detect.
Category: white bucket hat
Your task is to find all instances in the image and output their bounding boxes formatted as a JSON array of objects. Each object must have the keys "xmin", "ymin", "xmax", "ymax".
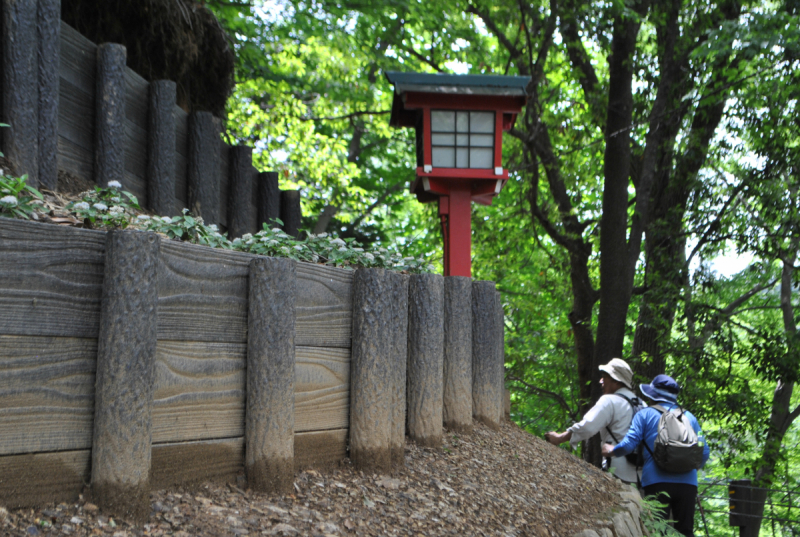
[{"xmin": 598, "ymin": 358, "xmax": 634, "ymax": 390}]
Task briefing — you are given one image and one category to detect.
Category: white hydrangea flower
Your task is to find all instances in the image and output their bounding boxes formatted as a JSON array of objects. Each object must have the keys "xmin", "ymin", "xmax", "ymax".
[
  {"xmin": 364, "ymin": 253, "xmax": 375, "ymax": 261},
  {"xmin": 331, "ymin": 238, "xmax": 346, "ymax": 246},
  {"xmin": 182, "ymin": 208, "xmax": 190, "ymax": 215},
  {"xmin": 318, "ymin": 232, "xmax": 328, "ymax": 238},
  {"xmin": 271, "ymin": 227, "xmax": 282, "ymax": 233},
  {"xmin": 268, "ymin": 240, "xmax": 279, "ymax": 246},
  {"xmin": 427, "ymin": 264, "xmax": 435, "ymax": 271},
  {"xmin": 379, "ymin": 248, "xmax": 387, "ymax": 253},
  {"xmin": 353, "ymin": 247, "xmax": 364, "ymax": 252},
  {"xmin": 280, "ymin": 246, "xmax": 290, "ymax": 254},
  {"xmin": 403, "ymin": 256, "xmax": 414, "ymax": 261},
  {"xmin": 160, "ymin": 216, "xmax": 172, "ymax": 224},
  {"xmin": 110, "ymin": 197, "xmax": 121, "ymax": 203},
  {"xmin": 0, "ymin": 195, "xmax": 18, "ymax": 207},
  {"xmin": 311, "ymin": 255, "xmax": 319, "ymax": 263},
  {"xmin": 338, "ymin": 247, "xmax": 348, "ymax": 252},
  {"xmin": 293, "ymin": 245, "xmax": 303, "ymax": 251},
  {"xmin": 195, "ymin": 216, "xmax": 204, "ymax": 224},
  {"xmin": 108, "ymin": 205, "xmax": 124, "ymax": 214},
  {"xmin": 107, "ymin": 180, "xmax": 122, "ymax": 189},
  {"xmin": 136, "ymin": 214, "xmax": 150, "ymax": 221},
  {"xmin": 242, "ymin": 233, "xmax": 253, "ymax": 241},
  {"xmin": 209, "ymin": 224, "xmax": 218, "ymax": 232},
  {"xmin": 93, "ymin": 202, "xmax": 108, "ymax": 211}
]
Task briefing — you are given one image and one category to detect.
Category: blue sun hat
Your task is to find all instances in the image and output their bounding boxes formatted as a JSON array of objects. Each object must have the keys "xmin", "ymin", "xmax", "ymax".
[{"xmin": 640, "ymin": 374, "xmax": 680, "ymax": 404}]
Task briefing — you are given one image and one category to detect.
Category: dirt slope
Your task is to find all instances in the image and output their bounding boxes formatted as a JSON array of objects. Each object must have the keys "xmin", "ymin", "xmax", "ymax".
[{"xmin": 1, "ymin": 421, "xmax": 623, "ymax": 537}]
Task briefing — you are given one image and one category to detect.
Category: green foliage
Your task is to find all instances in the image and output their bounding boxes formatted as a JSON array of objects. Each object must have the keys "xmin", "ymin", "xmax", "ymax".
[
  {"xmin": 639, "ymin": 495, "xmax": 682, "ymax": 537},
  {"xmin": 66, "ymin": 181, "xmax": 141, "ymax": 229},
  {"xmin": 0, "ymin": 173, "xmax": 43, "ymax": 220},
  {"xmin": 143, "ymin": 210, "xmax": 233, "ymax": 249},
  {"xmin": 232, "ymin": 224, "xmax": 433, "ymax": 273}
]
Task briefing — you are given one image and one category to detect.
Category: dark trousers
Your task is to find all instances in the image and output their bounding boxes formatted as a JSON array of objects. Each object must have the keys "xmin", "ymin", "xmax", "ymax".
[{"xmin": 643, "ymin": 482, "xmax": 698, "ymax": 537}]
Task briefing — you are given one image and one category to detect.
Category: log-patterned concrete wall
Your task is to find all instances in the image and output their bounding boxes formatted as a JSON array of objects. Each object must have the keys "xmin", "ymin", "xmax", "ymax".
[
  {"xmin": 0, "ymin": 218, "xmax": 353, "ymax": 507},
  {"xmin": 0, "ymin": 218, "xmax": 507, "ymax": 510},
  {"xmin": 51, "ymin": 21, "xmax": 270, "ymax": 233}
]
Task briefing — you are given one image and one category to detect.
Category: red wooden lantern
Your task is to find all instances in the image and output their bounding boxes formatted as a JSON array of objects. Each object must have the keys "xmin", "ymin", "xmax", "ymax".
[{"xmin": 386, "ymin": 72, "xmax": 529, "ymax": 277}]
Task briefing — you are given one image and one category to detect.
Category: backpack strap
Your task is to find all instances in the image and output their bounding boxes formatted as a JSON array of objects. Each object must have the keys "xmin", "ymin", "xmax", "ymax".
[
  {"xmin": 605, "ymin": 393, "xmax": 636, "ymax": 443},
  {"xmin": 641, "ymin": 405, "xmax": 665, "ymax": 459}
]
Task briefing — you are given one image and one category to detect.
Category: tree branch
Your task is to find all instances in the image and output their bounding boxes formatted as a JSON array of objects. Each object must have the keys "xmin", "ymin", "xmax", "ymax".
[
  {"xmin": 299, "ymin": 110, "xmax": 390, "ymax": 122},
  {"xmin": 343, "ymin": 182, "xmax": 406, "ymax": 234},
  {"xmin": 467, "ymin": 4, "xmax": 530, "ymax": 75},
  {"xmin": 403, "ymin": 46, "xmax": 444, "ymax": 72},
  {"xmin": 508, "ymin": 375, "xmax": 578, "ymax": 420}
]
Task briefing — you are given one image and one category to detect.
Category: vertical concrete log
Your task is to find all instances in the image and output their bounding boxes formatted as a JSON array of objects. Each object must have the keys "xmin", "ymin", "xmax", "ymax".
[
  {"xmin": 407, "ymin": 273, "xmax": 444, "ymax": 447},
  {"xmin": 388, "ymin": 271, "xmax": 409, "ymax": 463},
  {"xmin": 2, "ymin": 0, "xmax": 38, "ymax": 186},
  {"xmin": 443, "ymin": 276, "xmax": 472, "ymax": 434},
  {"xmin": 257, "ymin": 171, "xmax": 281, "ymax": 228},
  {"xmin": 349, "ymin": 268, "xmax": 392, "ymax": 471},
  {"xmin": 280, "ymin": 189, "xmax": 301, "ymax": 238},
  {"xmin": 496, "ymin": 291, "xmax": 506, "ymax": 423},
  {"xmin": 37, "ymin": 0, "xmax": 59, "ymax": 190},
  {"xmin": 95, "ymin": 43, "xmax": 126, "ymax": 187},
  {"xmin": 147, "ymin": 80, "xmax": 176, "ymax": 215},
  {"xmin": 472, "ymin": 281, "xmax": 500, "ymax": 429},
  {"xmin": 246, "ymin": 257, "xmax": 296, "ymax": 493},
  {"xmin": 92, "ymin": 230, "xmax": 160, "ymax": 521},
  {"xmin": 228, "ymin": 145, "xmax": 255, "ymax": 238},
  {"xmin": 188, "ymin": 111, "xmax": 220, "ymax": 224}
]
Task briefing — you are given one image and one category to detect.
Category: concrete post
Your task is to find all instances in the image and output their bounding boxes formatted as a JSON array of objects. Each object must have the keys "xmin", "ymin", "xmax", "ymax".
[
  {"xmin": 349, "ymin": 268, "xmax": 392, "ymax": 471},
  {"xmin": 92, "ymin": 230, "xmax": 160, "ymax": 521},
  {"xmin": 443, "ymin": 276, "xmax": 472, "ymax": 433},
  {"xmin": 407, "ymin": 273, "xmax": 444, "ymax": 447},
  {"xmin": 246, "ymin": 256, "xmax": 296, "ymax": 493}
]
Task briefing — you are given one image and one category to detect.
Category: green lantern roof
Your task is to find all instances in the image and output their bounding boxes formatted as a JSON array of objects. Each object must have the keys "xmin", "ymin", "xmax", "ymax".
[{"xmin": 385, "ymin": 71, "xmax": 530, "ymax": 97}]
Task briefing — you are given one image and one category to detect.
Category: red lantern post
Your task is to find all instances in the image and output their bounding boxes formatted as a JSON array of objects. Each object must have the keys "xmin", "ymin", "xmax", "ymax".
[{"xmin": 386, "ymin": 72, "xmax": 529, "ymax": 277}]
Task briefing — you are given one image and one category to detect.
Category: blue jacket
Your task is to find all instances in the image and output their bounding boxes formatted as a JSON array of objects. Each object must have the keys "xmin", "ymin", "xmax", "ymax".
[{"xmin": 611, "ymin": 403, "xmax": 710, "ymax": 488}]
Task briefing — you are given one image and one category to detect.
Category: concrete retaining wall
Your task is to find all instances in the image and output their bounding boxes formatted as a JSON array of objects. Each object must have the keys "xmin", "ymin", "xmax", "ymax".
[{"xmin": 0, "ymin": 218, "xmax": 506, "ymax": 515}]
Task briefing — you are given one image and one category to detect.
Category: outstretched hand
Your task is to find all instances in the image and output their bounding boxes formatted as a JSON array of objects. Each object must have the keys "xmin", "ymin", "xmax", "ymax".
[
  {"xmin": 544, "ymin": 431, "xmax": 570, "ymax": 446},
  {"xmin": 601, "ymin": 443, "xmax": 615, "ymax": 457}
]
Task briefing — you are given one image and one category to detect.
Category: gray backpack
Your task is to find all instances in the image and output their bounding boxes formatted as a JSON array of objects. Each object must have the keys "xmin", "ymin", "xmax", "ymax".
[{"xmin": 644, "ymin": 405, "xmax": 705, "ymax": 473}]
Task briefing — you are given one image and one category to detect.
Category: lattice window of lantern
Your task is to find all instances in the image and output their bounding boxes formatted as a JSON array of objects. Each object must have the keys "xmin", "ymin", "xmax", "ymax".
[{"xmin": 430, "ymin": 110, "xmax": 495, "ymax": 169}]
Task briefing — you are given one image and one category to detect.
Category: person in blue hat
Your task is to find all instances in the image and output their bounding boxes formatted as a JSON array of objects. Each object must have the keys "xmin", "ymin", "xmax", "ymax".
[{"xmin": 602, "ymin": 374, "xmax": 710, "ymax": 537}]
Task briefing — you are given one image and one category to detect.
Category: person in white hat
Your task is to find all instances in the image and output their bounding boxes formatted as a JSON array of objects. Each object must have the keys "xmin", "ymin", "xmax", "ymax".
[{"xmin": 545, "ymin": 358, "xmax": 644, "ymax": 484}]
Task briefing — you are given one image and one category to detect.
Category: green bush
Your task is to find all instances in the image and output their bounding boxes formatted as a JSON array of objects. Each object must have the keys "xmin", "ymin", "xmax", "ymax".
[{"xmin": 0, "ymin": 173, "xmax": 43, "ymax": 220}]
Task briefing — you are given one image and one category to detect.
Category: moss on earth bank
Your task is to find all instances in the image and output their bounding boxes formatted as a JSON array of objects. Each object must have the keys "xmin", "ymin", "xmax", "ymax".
[{"xmin": 0, "ymin": 421, "xmax": 627, "ymax": 536}]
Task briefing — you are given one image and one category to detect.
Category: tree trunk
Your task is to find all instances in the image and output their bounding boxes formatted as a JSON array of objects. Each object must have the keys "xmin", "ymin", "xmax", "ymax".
[
  {"xmin": 593, "ymin": 14, "xmax": 640, "ymax": 378},
  {"xmin": 749, "ymin": 252, "xmax": 800, "ymax": 535}
]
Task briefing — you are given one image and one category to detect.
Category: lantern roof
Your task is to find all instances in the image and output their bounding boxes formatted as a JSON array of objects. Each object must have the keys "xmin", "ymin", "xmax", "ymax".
[
  {"xmin": 386, "ymin": 71, "xmax": 530, "ymax": 128},
  {"xmin": 385, "ymin": 71, "xmax": 530, "ymax": 96}
]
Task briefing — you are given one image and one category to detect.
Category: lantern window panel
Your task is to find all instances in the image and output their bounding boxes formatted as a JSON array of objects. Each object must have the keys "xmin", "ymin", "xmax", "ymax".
[
  {"xmin": 432, "ymin": 133, "xmax": 456, "ymax": 146},
  {"xmin": 432, "ymin": 147, "xmax": 456, "ymax": 168},
  {"xmin": 456, "ymin": 147, "xmax": 469, "ymax": 168},
  {"xmin": 469, "ymin": 148, "xmax": 493, "ymax": 169},
  {"xmin": 470, "ymin": 112, "xmax": 495, "ymax": 133},
  {"xmin": 456, "ymin": 112, "xmax": 469, "ymax": 132},
  {"xmin": 429, "ymin": 109, "xmax": 496, "ymax": 169},
  {"xmin": 431, "ymin": 111, "xmax": 455, "ymax": 132}
]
